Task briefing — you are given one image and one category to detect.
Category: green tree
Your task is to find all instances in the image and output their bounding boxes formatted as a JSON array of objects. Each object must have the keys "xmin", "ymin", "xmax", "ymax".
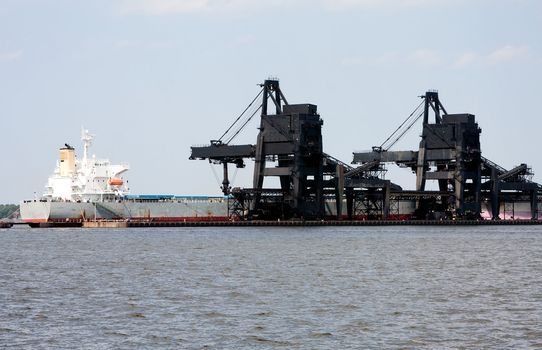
[{"xmin": 0, "ymin": 204, "xmax": 19, "ymax": 219}]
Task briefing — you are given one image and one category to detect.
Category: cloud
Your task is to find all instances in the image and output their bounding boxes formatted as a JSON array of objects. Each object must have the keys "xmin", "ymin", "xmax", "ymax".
[
  {"xmin": 118, "ymin": 0, "xmax": 459, "ymax": 15},
  {"xmin": 115, "ymin": 39, "xmax": 176, "ymax": 49},
  {"xmin": 321, "ymin": 0, "xmax": 455, "ymax": 10},
  {"xmin": 119, "ymin": 0, "xmax": 209, "ymax": 15},
  {"xmin": 118, "ymin": 0, "xmax": 287, "ymax": 15},
  {"xmin": 453, "ymin": 51, "xmax": 480, "ymax": 68},
  {"xmin": 407, "ymin": 49, "xmax": 442, "ymax": 66},
  {"xmin": 487, "ymin": 45, "xmax": 530, "ymax": 63},
  {"xmin": 343, "ymin": 45, "xmax": 535, "ymax": 69},
  {"xmin": 0, "ymin": 50, "xmax": 22, "ymax": 62},
  {"xmin": 375, "ymin": 52, "xmax": 402, "ymax": 65},
  {"xmin": 341, "ymin": 49, "xmax": 441, "ymax": 67},
  {"xmin": 453, "ymin": 45, "xmax": 531, "ymax": 67}
]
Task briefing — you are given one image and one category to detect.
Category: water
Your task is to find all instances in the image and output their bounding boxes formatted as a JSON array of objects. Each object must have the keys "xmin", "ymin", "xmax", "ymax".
[{"xmin": 1, "ymin": 226, "xmax": 541, "ymax": 349}]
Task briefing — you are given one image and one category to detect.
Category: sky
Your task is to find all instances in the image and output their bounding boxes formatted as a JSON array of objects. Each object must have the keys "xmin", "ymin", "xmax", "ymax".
[{"xmin": 1, "ymin": 0, "xmax": 541, "ymax": 203}]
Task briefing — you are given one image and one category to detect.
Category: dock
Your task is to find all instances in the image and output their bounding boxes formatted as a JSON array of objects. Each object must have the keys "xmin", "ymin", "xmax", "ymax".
[
  {"xmin": 17, "ymin": 218, "xmax": 542, "ymax": 228},
  {"xmin": 125, "ymin": 219, "xmax": 542, "ymax": 227},
  {"xmin": 83, "ymin": 221, "xmax": 128, "ymax": 228}
]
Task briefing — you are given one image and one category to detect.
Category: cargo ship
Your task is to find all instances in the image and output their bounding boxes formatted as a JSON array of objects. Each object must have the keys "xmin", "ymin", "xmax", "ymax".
[{"xmin": 20, "ymin": 130, "xmax": 229, "ymax": 227}]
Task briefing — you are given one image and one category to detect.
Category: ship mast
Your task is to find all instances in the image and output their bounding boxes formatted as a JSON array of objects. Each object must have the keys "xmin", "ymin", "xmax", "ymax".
[{"xmin": 81, "ymin": 127, "xmax": 94, "ymax": 164}]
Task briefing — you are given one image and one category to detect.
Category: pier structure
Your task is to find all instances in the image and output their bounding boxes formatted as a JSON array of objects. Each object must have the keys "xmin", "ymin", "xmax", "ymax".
[{"xmin": 191, "ymin": 80, "xmax": 542, "ymax": 222}]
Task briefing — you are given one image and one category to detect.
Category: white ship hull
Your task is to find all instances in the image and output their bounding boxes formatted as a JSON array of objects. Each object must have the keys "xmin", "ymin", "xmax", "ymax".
[{"xmin": 20, "ymin": 197, "xmax": 230, "ymax": 224}]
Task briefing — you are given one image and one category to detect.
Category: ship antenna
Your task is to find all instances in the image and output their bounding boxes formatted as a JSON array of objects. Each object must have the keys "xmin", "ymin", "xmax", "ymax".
[{"xmin": 81, "ymin": 127, "xmax": 94, "ymax": 163}]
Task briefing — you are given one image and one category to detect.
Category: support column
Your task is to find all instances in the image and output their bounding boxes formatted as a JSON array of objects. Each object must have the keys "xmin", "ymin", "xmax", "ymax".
[
  {"xmin": 346, "ymin": 187, "xmax": 354, "ymax": 220},
  {"xmin": 221, "ymin": 162, "xmax": 230, "ymax": 195},
  {"xmin": 335, "ymin": 165, "xmax": 344, "ymax": 220},
  {"xmin": 415, "ymin": 147, "xmax": 426, "ymax": 191},
  {"xmin": 530, "ymin": 190, "xmax": 538, "ymax": 220},
  {"xmin": 491, "ymin": 168, "xmax": 500, "ymax": 220},
  {"xmin": 383, "ymin": 181, "xmax": 390, "ymax": 219},
  {"xmin": 454, "ymin": 171, "xmax": 463, "ymax": 216},
  {"xmin": 251, "ymin": 134, "xmax": 265, "ymax": 211}
]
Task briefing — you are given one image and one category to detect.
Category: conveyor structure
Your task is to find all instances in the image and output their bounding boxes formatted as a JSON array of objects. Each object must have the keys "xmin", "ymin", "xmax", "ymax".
[
  {"xmin": 191, "ymin": 80, "xmax": 348, "ymax": 219},
  {"xmin": 191, "ymin": 80, "xmax": 542, "ymax": 221},
  {"xmin": 353, "ymin": 91, "xmax": 541, "ymax": 220}
]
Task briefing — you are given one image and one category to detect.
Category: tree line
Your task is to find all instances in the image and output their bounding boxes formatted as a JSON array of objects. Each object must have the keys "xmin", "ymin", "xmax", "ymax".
[{"xmin": 0, "ymin": 204, "xmax": 19, "ymax": 219}]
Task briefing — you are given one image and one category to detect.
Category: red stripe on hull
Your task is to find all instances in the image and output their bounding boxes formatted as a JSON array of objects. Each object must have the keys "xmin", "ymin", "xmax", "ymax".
[
  {"xmin": 23, "ymin": 219, "xmax": 49, "ymax": 223},
  {"xmin": 129, "ymin": 216, "xmax": 230, "ymax": 222},
  {"xmin": 325, "ymin": 214, "xmax": 413, "ymax": 221}
]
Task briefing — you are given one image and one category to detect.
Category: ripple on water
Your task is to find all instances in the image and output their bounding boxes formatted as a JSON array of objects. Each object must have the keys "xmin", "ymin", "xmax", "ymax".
[
  {"xmin": 0, "ymin": 226, "xmax": 541, "ymax": 349},
  {"xmin": 309, "ymin": 331, "xmax": 333, "ymax": 338},
  {"xmin": 247, "ymin": 335, "xmax": 293, "ymax": 346}
]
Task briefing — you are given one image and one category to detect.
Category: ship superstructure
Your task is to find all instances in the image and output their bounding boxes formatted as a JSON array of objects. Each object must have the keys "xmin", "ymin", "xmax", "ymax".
[{"xmin": 43, "ymin": 129, "xmax": 129, "ymax": 202}]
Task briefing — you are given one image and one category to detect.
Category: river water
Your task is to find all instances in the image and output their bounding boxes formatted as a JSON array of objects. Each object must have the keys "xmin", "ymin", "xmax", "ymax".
[{"xmin": 1, "ymin": 226, "xmax": 541, "ymax": 349}]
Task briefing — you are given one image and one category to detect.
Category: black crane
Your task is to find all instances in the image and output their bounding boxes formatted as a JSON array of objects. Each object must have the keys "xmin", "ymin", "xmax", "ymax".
[
  {"xmin": 191, "ymin": 79, "xmax": 334, "ymax": 220},
  {"xmin": 353, "ymin": 91, "xmax": 541, "ymax": 220}
]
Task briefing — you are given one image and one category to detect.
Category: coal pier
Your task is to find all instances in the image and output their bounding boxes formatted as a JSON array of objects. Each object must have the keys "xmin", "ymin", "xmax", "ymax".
[{"xmin": 190, "ymin": 80, "xmax": 541, "ymax": 222}]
